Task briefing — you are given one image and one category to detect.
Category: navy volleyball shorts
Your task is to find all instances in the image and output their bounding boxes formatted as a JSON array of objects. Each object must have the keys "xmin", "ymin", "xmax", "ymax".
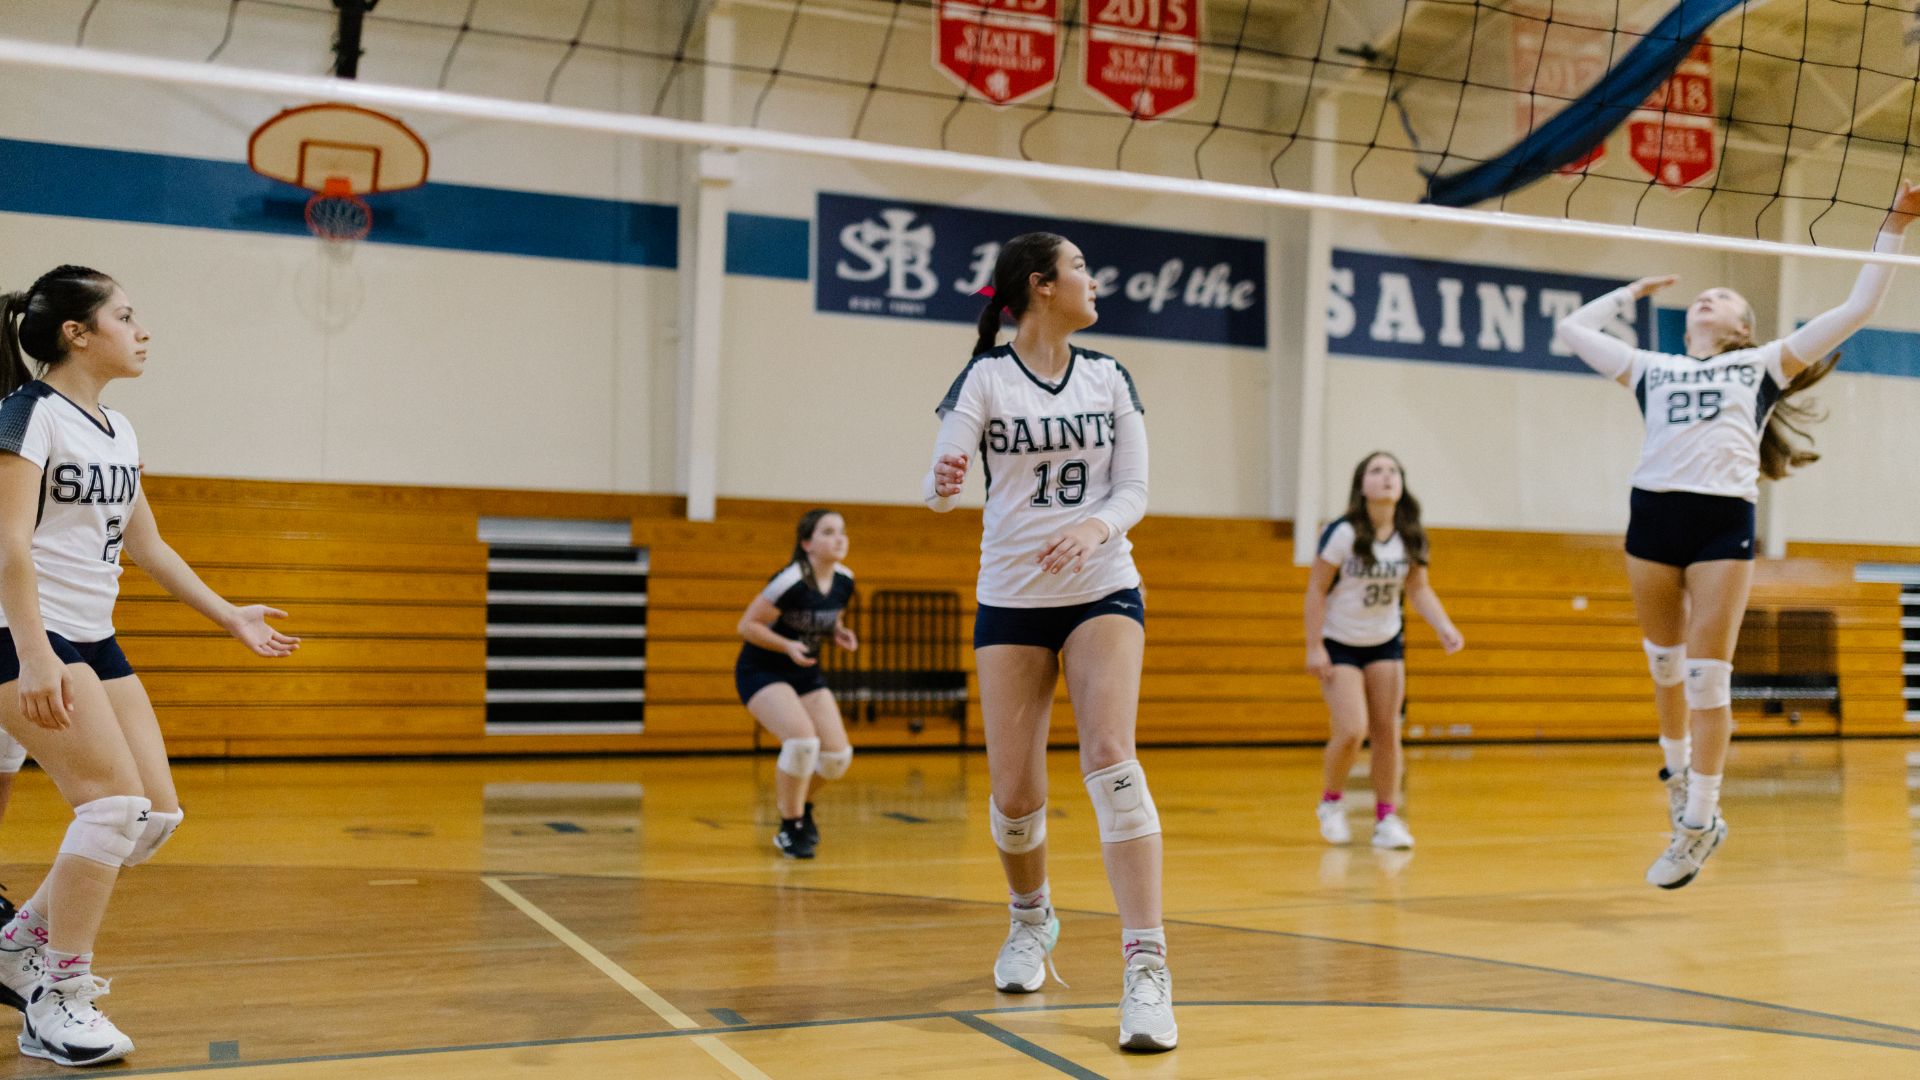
[
  {"xmin": 1625, "ymin": 488, "xmax": 1756, "ymax": 567},
  {"xmin": 1325, "ymin": 633, "xmax": 1406, "ymax": 669},
  {"xmin": 0, "ymin": 629, "xmax": 136, "ymax": 685},
  {"xmin": 734, "ymin": 644, "xmax": 828, "ymax": 706},
  {"xmin": 973, "ymin": 587, "xmax": 1146, "ymax": 652}
]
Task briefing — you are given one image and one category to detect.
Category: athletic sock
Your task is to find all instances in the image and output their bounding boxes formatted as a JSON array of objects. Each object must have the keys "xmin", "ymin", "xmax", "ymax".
[
  {"xmin": 1375, "ymin": 802, "xmax": 1396, "ymax": 822},
  {"xmin": 1682, "ymin": 772, "xmax": 1723, "ymax": 831},
  {"xmin": 1010, "ymin": 881, "xmax": 1050, "ymax": 914},
  {"xmin": 1320, "ymin": 790, "xmax": 1342, "ymax": 804},
  {"xmin": 42, "ymin": 950, "xmax": 90, "ymax": 985},
  {"xmin": 1659, "ymin": 736, "xmax": 1691, "ymax": 775},
  {"xmin": 1122, "ymin": 927, "xmax": 1166, "ymax": 965},
  {"xmin": 2, "ymin": 905, "xmax": 48, "ymax": 953}
]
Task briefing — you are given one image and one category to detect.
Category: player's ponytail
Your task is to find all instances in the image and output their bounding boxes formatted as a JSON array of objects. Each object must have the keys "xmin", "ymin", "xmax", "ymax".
[
  {"xmin": 1759, "ymin": 353, "xmax": 1840, "ymax": 480},
  {"xmin": 0, "ymin": 266, "xmax": 117, "ymax": 398},
  {"xmin": 973, "ymin": 232, "xmax": 1065, "ymax": 356},
  {"xmin": 1340, "ymin": 451, "xmax": 1429, "ymax": 570},
  {"xmin": 0, "ymin": 291, "xmax": 32, "ymax": 398}
]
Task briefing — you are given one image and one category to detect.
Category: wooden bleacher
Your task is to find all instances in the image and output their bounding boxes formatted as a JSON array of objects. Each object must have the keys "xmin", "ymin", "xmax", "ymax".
[{"xmin": 108, "ymin": 476, "xmax": 1912, "ymax": 757}]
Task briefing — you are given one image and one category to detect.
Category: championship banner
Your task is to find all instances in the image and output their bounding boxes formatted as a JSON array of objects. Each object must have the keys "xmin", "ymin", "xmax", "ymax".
[
  {"xmin": 1629, "ymin": 38, "xmax": 1716, "ymax": 190},
  {"xmin": 933, "ymin": 0, "xmax": 1060, "ymax": 107},
  {"xmin": 1081, "ymin": 0, "xmax": 1201, "ymax": 120},
  {"xmin": 1511, "ymin": 5, "xmax": 1614, "ymax": 175}
]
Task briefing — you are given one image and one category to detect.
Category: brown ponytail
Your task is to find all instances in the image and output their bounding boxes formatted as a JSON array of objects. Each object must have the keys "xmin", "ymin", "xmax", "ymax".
[
  {"xmin": 971, "ymin": 232, "xmax": 1066, "ymax": 357},
  {"xmin": 1760, "ymin": 354, "xmax": 1840, "ymax": 480}
]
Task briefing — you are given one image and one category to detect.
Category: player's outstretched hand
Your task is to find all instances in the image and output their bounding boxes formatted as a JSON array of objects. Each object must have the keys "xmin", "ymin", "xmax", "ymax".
[
  {"xmin": 784, "ymin": 639, "xmax": 818, "ymax": 667},
  {"xmin": 1437, "ymin": 624, "xmax": 1466, "ymax": 655},
  {"xmin": 1626, "ymin": 275, "xmax": 1678, "ymax": 299},
  {"xmin": 933, "ymin": 453, "xmax": 969, "ymax": 498},
  {"xmin": 228, "ymin": 605, "xmax": 300, "ymax": 658}
]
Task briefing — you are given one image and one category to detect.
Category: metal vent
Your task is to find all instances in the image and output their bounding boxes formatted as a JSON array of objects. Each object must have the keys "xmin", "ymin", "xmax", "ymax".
[{"xmin": 480, "ymin": 518, "xmax": 646, "ymax": 735}]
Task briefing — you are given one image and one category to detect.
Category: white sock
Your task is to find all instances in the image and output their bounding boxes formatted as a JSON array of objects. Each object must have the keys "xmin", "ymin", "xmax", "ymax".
[
  {"xmin": 1683, "ymin": 772, "xmax": 1723, "ymax": 830},
  {"xmin": 1659, "ymin": 736, "xmax": 1691, "ymax": 776},
  {"xmin": 1, "ymin": 906, "xmax": 48, "ymax": 953},
  {"xmin": 1010, "ymin": 881, "xmax": 1050, "ymax": 916},
  {"xmin": 1122, "ymin": 926, "xmax": 1166, "ymax": 965}
]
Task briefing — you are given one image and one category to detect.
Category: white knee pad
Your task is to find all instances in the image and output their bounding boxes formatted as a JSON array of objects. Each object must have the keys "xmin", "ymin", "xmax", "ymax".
[
  {"xmin": 814, "ymin": 747, "xmax": 852, "ymax": 781},
  {"xmin": 1083, "ymin": 759, "xmax": 1160, "ymax": 844},
  {"xmin": 990, "ymin": 798, "xmax": 1047, "ymax": 854},
  {"xmin": 1685, "ymin": 659, "xmax": 1733, "ymax": 710},
  {"xmin": 0, "ymin": 730, "xmax": 25, "ymax": 774},
  {"xmin": 1643, "ymin": 639, "xmax": 1686, "ymax": 687},
  {"xmin": 776, "ymin": 737, "xmax": 820, "ymax": 779},
  {"xmin": 58, "ymin": 795, "xmax": 152, "ymax": 868},
  {"xmin": 122, "ymin": 808, "xmax": 184, "ymax": 868}
]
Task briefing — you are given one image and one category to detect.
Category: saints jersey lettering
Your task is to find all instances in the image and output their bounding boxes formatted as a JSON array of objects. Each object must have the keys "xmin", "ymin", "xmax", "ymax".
[
  {"xmin": 1317, "ymin": 520, "xmax": 1409, "ymax": 647},
  {"xmin": 0, "ymin": 382, "xmax": 143, "ymax": 641},
  {"xmin": 1627, "ymin": 342, "xmax": 1786, "ymax": 501},
  {"xmin": 936, "ymin": 345, "xmax": 1145, "ymax": 608}
]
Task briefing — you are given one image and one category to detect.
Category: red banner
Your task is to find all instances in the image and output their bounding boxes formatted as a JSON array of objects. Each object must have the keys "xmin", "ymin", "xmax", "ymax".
[
  {"xmin": 1511, "ymin": 9, "xmax": 1613, "ymax": 175},
  {"xmin": 1082, "ymin": 0, "xmax": 1201, "ymax": 120},
  {"xmin": 1629, "ymin": 39, "xmax": 1716, "ymax": 190},
  {"xmin": 933, "ymin": 0, "xmax": 1060, "ymax": 107}
]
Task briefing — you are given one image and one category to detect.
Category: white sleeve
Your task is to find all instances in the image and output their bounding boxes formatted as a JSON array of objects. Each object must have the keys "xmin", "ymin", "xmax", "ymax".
[
  {"xmin": 1089, "ymin": 410, "xmax": 1147, "ymax": 543},
  {"xmin": 1781, "ymin": 230, "xmax": 1904, "ymax": 370},
  {"xmin": 1317, "ymin": 521, "xmax": 1354, "ymax": 566},
  {"xmin": 758, "ymin": 564, "xmax": 803, "ymax": 605},
  {"xmin": 1554, "ymin": 287, "xmax": 1642, "ymax": 382},
  {"xmin": 924, "ymin": 363, "xmax": 988, "ymax": 512}
]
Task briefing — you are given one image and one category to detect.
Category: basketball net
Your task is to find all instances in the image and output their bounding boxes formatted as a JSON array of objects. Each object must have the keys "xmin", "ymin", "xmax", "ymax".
[{"xmin": 305, "ymin": 176, "xmax": 372, "ymax": 248}]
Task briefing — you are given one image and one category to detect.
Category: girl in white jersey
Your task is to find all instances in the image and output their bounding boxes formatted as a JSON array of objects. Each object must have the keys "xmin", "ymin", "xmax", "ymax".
[
  {"xmin": 1556, "ymin": 181, "xmax": 1920, "ymax": 889},
  {"xmin": 0, "ymin": 267, "xmax": 299, "ymax": 1066},
  {"xmin": 1306, "ymin": 452, "xmax": 1464, "ymax": 851},
  {"xmin": 924, "ymin": 233, "xmax": 1173, "ymax": 1052}
]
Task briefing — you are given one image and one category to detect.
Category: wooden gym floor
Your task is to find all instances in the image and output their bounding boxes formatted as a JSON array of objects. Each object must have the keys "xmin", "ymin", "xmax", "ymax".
[{"xmin": 1, "ymin": 738, "xmax": 1918, "ymax": 1078}]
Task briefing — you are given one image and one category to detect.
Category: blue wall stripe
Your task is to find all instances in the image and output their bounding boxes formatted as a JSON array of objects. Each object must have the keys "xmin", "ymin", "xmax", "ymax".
[
  {"xmin": 727, "ymin": 212, "xmax": 809, "ymax": 279},
  {"xmin": 0, "ymin": 137, "xmax": 675, "ymax": 267},
  {"xmin": 1660, "ymin": 305, "xmax": 1920, "ymax": 378}
]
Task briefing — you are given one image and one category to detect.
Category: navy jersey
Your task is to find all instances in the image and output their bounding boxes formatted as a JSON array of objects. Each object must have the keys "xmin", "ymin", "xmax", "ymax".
[{"xmin": 750, "ymin": 561, "xmax": 855, "ymax": 658}]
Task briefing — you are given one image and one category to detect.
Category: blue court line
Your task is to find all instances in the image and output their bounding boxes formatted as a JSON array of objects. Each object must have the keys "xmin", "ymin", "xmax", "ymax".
[
  {"xmin": 882, "ymin": 811, "xmax": 930, "ymax": 824},
  {"xmin": 91, "ymin": 997, "xmax": 1920, "ymax": 1077},
  {"xmin": 708, "ymin": 1007, "xmax": 748, "ymax": 1026},
  {"xmin": 951, "ymin": 1013, "xmax": 1108, "ymax": 1079},
  {"xmin": 205, "ymin": 1041, "xmax": 238, "ymax": 1062},
  {"xmin": 544, "ymin": 822, "xmax": 586, "ymax": 834}
]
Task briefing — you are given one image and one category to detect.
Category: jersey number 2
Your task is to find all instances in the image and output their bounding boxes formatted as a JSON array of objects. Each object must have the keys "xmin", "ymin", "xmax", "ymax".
[
  {"xmin": 1030, "ymin": 460, "xmax": 1088, "ymax": 507},
  {"xmin": 101, "ymin": 516, "xmax": 124, "ymax": 563}
]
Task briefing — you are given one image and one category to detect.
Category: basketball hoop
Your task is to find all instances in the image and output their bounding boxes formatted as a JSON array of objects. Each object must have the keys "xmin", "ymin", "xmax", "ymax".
[
  {"xmin": 249, "ymin": 102, "xmax": 428, "ymax": 245},
  {"xmin": 305, "ymin": 177, "xmax": 372, "ymax": 243}
]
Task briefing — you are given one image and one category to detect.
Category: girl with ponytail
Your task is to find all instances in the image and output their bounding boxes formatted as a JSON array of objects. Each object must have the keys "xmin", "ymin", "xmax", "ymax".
[
  {"xmin": 0, "ymin": 267, "xmax": 299, "ymax": 1065},
  {"xmin": 1555, "ymin": 178, "xmax": 1920, "ymax": 890}
]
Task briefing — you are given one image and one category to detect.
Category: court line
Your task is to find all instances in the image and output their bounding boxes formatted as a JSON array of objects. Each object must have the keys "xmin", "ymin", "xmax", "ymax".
[
  {"xmin": 90, "ymin": 997, "xmax": 1920, "ymax": 1077},
  {"xmin": 480, "ymin": 876, "xmax": 773, "ymax": 1080},
  {"xmin": 951, "ymin": 1014, "xmax": 1108, "ymax": 1079},
  {"xmin": 587, "ymin": 872, "xmax": 1920, "ymax": 1041}
]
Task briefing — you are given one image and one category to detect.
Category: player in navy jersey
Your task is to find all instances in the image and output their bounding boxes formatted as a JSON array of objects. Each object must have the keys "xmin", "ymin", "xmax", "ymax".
[
  {"xmin": 0, "ymin": 266, "xmax": 298, "ymax": 1065},
  {"xmin": 924, "ymin": 232, "xmax": 1173, "ymax": 1052},
  {"xmin": 1306, "ymin": 452, "xmax": 1464, "ymax": 851},
  {"xmin": 1556, "ymin": 180, "xmax": 1920, "ymax": 888},
  {"xmin": 735, "ymin": 508, "xmax": 858, "ymax": 859}
]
